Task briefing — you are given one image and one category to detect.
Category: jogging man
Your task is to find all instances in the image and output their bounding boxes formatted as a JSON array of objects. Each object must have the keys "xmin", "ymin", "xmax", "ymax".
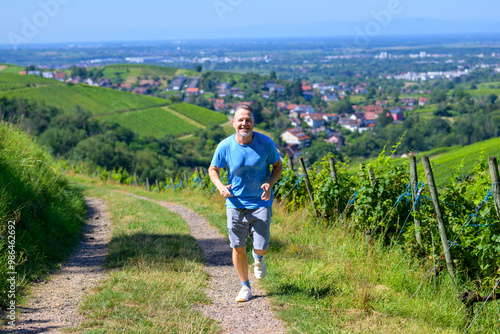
[{"xmin": 208, "ymin": 104, "xmax": 283, "ymax": 302}]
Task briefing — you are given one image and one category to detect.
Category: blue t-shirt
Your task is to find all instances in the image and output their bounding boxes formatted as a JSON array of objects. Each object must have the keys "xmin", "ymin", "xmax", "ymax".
[{"xmin": 211, "ymin": 132, "xmax": 280, "ymax": 209}]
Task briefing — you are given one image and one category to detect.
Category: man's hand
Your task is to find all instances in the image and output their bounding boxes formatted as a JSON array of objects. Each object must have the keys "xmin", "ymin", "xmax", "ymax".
[
  {"xmin": 261, "ymin": 183, "xmax": 271, "ymax": 201},
  {"xmin": 218, "ymin": 184, "xmax": 233, "ymax": 198}
]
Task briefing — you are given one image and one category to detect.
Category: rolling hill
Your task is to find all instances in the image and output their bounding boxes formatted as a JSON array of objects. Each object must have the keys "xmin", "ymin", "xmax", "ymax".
[
  {"xmin": 0, "ymin": 67, "xmax": 228, "ymax": 139},
  {"xmin": 351, "ymin": 137, "xmax": 500, "ymax": 186}
]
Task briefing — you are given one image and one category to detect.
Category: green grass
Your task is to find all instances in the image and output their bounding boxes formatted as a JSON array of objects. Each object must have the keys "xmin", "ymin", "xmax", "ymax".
[
  {"xmin": 66, "ymin": 177, "xmax": 220, "ymax": 333},
  {"xmin": 169, "ymin": 103, "xmax": 228, "ymax": 126},
  {"xmin": 98, "ymin": 107, "xmax": 200, "ymax": 138},
  {"xmin": 117, "ymin": 186, "xmax": 496, "ymax": 333},
  {"xmin": 0, "ymin": 122, "xmax": 87, "ymax": 309},
  {"xmin": 350, "ymin": 95, "xmax": 367, "ymax": 104}
]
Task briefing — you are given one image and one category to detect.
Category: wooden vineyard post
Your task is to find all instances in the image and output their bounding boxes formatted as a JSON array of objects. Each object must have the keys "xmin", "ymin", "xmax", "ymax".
[
  {"xmin": 134, "ymin": 172, "xmax": 138, "ymax": 186},
  {"xmin": 368, "ymin": 167, "xmax": 376, "ymax": 186},
  {"xmin": 146, "ymin": 178, "xmax": 151, "ymax": 191},
  {"xmin": 488, "ymin": 157, "xmax": 500, "ymax": 219},
  {"xmin": 155, "ymin": 179, "xmax": 159, "ymax": 192},
  {"xmin": 328, "ymin": 155, "xmax": 338, "ymax": 184},
  {"xmin": 409, "ymin": 156, "xmax": 422, "ymax": 247},
  {"xmin": 170, "ymin": 177, "xmax": 176, "ymax": 191},
  {"xmin": 183, "ymin": 172, "xmax": 188, "ymax": 188},
  {"xmin": 287, "ymin": 155, "xmax": 294, "ymax": 171},
  {"xmin": 422, "ymin": 155, "xmax": 454, "ymax": 278},
  {"xmin": 299, "ymin": 157, "xmax": 319, "ymax": 218}
]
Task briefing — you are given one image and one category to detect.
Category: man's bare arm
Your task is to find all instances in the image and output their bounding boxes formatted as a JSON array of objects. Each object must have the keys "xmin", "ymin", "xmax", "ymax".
[
  {"xmin": 208, "ymin": 164, "xmax": 233, "ymax": 198},
  {"xmin": 261, "ymin": 159, "xmax": 284, "ymax": 201}
]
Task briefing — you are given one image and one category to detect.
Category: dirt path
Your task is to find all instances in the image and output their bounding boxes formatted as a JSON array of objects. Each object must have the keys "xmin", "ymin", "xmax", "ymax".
[
  {"xmin": 1, "ymin": 197, "xmax": 112, "ymax": 334},
  {"xmin": 119, "ymin": 191, "xmax": 287, "ymax": 334}
]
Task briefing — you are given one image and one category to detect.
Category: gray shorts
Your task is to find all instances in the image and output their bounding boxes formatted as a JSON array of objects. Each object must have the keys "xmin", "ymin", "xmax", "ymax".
[{"xmin": 226, "ymin": 207, "xmax": 272, "ymax": 250}]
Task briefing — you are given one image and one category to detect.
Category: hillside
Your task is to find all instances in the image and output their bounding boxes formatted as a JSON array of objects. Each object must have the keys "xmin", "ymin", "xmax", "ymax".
[
  {"xmin": 350, "ymin": 137, "xmax": 500, "ymax": 186},
  {"xmin": 0, "ymin": 121, "xmax": 86, "ymax": 308},
  {"xmin": 100, "ymin": 64, "xmax": 199, "ymax": 86},
  {"xmin": 0, "ymin": 70, "xmax": 228, "ymax": 139}
]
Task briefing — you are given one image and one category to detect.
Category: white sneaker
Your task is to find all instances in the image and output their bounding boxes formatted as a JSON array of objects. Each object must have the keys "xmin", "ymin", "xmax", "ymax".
[
  {"xmin": 236, "ymin": 286, "xmax": 252, "ymax": 302},
  {"xmin": 254, "ymin": 257, "xmax": 267, "ymax": 280}
]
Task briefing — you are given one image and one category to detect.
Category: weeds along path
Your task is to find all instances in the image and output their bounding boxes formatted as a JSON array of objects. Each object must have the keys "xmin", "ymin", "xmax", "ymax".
[
  {"xmin": 118, "ymin": 191, "xmax": 287, "ymax": 334},
  {"xmin": 2, "ymin": 197, "xmax": 112, "ymax": 334}
]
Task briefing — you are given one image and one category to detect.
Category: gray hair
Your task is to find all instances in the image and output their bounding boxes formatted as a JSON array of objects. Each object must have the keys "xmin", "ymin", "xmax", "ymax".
[{"xmin": 234, "ymin": 104, "xmax": 255, "ymax": 121}]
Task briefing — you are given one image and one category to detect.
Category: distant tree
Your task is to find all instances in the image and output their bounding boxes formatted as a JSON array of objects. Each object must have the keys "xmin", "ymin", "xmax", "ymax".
[
  {"xmin": 304, "ymin": 142, "xmax": 338, "ymax": 164},
  {"xmin": 269, "ymin": 71, "xmax": 277, "ymax": 80},
  {"xmin": 377, "ymin": 111, "xmax": 393, "ymax": 127},
  {"xmin": 195, "ymin": 65, "xmax": 202, "ymax": 72}
]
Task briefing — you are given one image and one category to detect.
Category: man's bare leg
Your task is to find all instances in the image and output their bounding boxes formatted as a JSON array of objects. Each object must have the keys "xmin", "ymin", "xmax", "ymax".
[{"xmin": 233, "ymin": 246, "xmax": 249, "ymax": 281}]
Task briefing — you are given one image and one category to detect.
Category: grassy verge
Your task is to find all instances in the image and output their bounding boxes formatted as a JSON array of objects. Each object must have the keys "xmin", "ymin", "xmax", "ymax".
[
  {"xmin": 111, "ymin": 183, "xmax": 499, "ymax": 334},
  {"xmin": 67, "ymin": 175, "xmax": 220, "ymax": 333},
  {"xmin": 0, "ymin": 122, "xmax": 87, "ymax": 309}
]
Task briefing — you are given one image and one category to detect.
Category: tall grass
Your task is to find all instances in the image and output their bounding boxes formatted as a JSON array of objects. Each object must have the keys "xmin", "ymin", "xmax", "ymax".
[
  {"xmin": 145, "ymin": 187, "xmax": 498, "ymax": 334},
  {"xmin": 0, "ymin": 122, "xmax": 86, "ymax": 308}
]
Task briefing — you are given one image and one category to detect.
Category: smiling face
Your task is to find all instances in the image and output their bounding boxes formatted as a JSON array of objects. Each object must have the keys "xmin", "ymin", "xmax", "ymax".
[{"xmin": 232, "ymin": 108, "xmax": 255, "ymax": 143}]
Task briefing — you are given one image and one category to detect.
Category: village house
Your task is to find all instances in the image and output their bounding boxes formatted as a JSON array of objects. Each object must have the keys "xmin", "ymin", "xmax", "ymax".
[
  {"xmin": 169, "ymin": 75, "xmax": 186, "ymax": 91},
  {"xmin": 132, "ymin": 87, "xmax": 148, "ymax": 95},
  {"xmin": 390, "ymin": 108, "xmax": 404, "ymax": 121},
  {"xmin": 270, "ymin": 84, "xmax": 284, "ymax": 93},
  {"xmin": 375, "ymin": 100, "xmax": 389, "ymax": 107},
  {"xmin": 418, "ymin": 97, "xmax": 429, "ymax": 106},
  {"xmin": 322, "ymin": 92, "xmax": 339, "ymax": 102},
  {"xmin": 290, "ymin": 117, "xmax": 302, "ymax": 127},
  {"xmin": 281, "ymin": 127, "xmax": 311, "ymax": 148},
  {"xmin": 98, "ymin": 78, "xmax": 112, "ymax": 88},
  {"xmin": 325, "ymin": 132, "xmax": 345, "ymax": 146},
  {"xmin": 54, "ymin": 72, "xmax": 66, "ymax": 82},
  {"xmin": 362, "ymin": 105, "xmax": 384, "ymax": 114},
  {"xmin": 303, "ymin": 113, "xmax": 325, "ymax": 128},
  {"xmin": 284, "ymin": 144, "xmax": 303, "ymax": 161},
  {"xmin": 186, "ymin": 87, "xmax": 200, "ymax": 96},
  {"xmin": 185, "ymin": 77, "xmax": 200, "ymax": 89},
  {"xmin": 322, "ymin": 113, "xmax": 339, "ymax": 124},
  {"xmin": 298, "ymin": 105, "xmax": 315, "ymax": 114},
  {"xmin": 115, "ymin": 83, "xmax": 132, "ymax": 91},
  {"xmin": 276, "ymin": 101, "xmax": 288, "ymax": 111},
  {"xmin": 42, "ymin": 72, "xmax": 54, "ymax": 79},
  {"xmin": 210, "ymin": 98, "xmax": 228, "ymax": 112},
  {"xmin": 401, "ymin": 98, "xmax": 415, "ymax": 106}
]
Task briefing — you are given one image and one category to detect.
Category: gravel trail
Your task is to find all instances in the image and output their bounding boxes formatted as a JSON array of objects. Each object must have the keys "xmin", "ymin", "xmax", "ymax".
[
  {"xmin": 119, "ymin": 191, "xmax": 287, "ymax": 334},
  {"xmin": 1, "ymin": 197, "xmax": 112, "ymax": 334}
]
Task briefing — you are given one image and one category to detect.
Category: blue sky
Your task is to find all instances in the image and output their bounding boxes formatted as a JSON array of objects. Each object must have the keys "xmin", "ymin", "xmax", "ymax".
[{"xmin": 1, "ymin": 0, "xmax": 499, "ymax": 45}]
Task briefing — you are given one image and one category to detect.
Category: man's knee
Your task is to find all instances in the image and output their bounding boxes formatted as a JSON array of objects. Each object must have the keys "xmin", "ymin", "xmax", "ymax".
[
  {"xmin": 233, "ymin": 246, "xmax": 246, "ymax": 256},
  {"xmin": 253, "ymin": 248, "xmax": 268, "ymax": 256}
]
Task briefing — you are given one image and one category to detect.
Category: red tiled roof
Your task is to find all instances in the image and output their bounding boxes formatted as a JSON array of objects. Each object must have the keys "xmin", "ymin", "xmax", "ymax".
[{"xmin": 363, "ymin": 105, "xmax": 384, "ymax": 114}]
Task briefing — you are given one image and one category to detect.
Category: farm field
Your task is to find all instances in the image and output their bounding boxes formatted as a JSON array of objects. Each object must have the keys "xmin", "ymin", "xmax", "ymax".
[
  {"xmin": 102, "ymin": 64, "xmax": 199, "ymax": 86},
  {"xmin": 98, "ymin": 107, "xmax": 200, "ymax": 138},
  {"xmin": 0, "ymin": 63, "xmax": 25, "ymax": 74},
  {"xmin": 169, "ymin": 103, "xmax": 228, "ymax": 126},
  {"xmin": 0, "ymin": 77, "xmax": 169, "ymax": 115},
  {"xmin": 467, "ymin": 81, "xmax": 500, "ymax": 97}
]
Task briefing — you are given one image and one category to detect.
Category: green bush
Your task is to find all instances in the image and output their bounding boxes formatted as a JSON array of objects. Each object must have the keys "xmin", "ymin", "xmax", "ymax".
[{"xmin": 0, "ymin": 122, "xmax": 86, "ymax": 308}]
